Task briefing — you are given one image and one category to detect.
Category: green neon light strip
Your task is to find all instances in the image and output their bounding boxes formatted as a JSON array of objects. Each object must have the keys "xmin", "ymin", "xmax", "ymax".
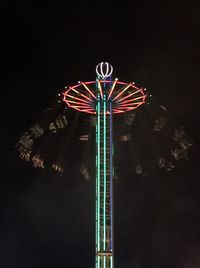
[
  {"xmin": 95, "ymin": 105, "xmax": 98, "ymax": 268},
  {"xmin": 111, "ymin": 256, "xmax": 113, "ymax": 268},
  {"xmin": 97, "ymin": 98, "xmax": 100, "ymax": 252},
  {"xmin": 95, "ymin": 95, "xmax": 101, "ymax": 268},
  {"xmin": 103, "ymin": 94, "xmax": 106, "ymax": 268},
  {"xmin": 96, "ymin": 107, "xmax": 100, "ymax": 268},
  {"xmin": 95, "ymin": 106, "xmax": 98, "ymax": 253}
]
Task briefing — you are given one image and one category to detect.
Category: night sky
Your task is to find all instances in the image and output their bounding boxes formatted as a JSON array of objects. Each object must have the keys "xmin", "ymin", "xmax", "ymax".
[{"xmin": 1, "ymin": 1, "xmax": 200, "ymax": 267}]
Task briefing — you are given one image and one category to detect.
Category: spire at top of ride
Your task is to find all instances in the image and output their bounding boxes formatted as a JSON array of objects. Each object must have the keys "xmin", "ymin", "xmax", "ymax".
[{"xmin": 96, "ymin": 62, "xmax": 113, "ymax": 79}]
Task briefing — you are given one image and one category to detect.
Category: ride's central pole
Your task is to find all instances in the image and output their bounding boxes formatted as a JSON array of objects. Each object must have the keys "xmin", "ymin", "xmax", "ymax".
[
  {"xmin": 62, "ymin": 62, "xmax": 146, "ymax": 268},
  {"xmin": 95, "ymin": 80, "xmax": 114, "ymax": 268}
]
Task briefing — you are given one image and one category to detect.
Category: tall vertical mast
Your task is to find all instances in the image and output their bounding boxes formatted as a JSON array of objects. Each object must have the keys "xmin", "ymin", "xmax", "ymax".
[
  {"xmin": 62, "ymin": 62, "xmax": 146, "ymax": 268},
  {"xmin": 95, "ymin": 63, "xmax": 114, "ymax": 268}
]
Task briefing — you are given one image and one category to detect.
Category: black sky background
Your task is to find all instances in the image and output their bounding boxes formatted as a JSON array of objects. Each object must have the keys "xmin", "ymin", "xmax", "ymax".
[{"xmin": 1, "ymin": 1, "xmax": 200, "ymax": 267}]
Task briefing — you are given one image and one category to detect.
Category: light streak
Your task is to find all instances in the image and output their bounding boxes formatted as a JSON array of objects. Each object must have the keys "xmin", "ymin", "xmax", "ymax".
[
  {"xmin": 97, "ymin": 80, "xmax": 103, "ymax": 100},
  {"xmin": 110, "ymin": 101, "xmax": 113, "ymax": 253},
  {"xmin": 113, "ymin": 109, "xmax": 126, "ymax": 113},
  {"xmin": 118, "ymin": 96, "xmax": 144, "ymax": 105},
  {"xmin": 66, "ymin": 100, "xmax": 92, "ymax": 106},
  {"xmin": 97, "ymin": 99, "xmax": 100, "ymax": 252},
  {"xmin": 96, "ymin": 98, "xmax": 101, "ymax": 268},
  {"xmin": 119, "ymin": 101, "xmax": 144, "ymax": 107},
  {"xmin": 64, "ymin": 94, "xmax": 91, "ymax": 104},
  {"xmin": 63, "ymin": 100, "xmax": 71, "ymax": 107},
  {"xmin": 119, "ymin": 96, "xmax": 145, "ymax": 104},
  {"xmin": 113, "ymin": 83, "xmax": 132, "ymax": 101},
  {"xmin": 71, "ymin": 105, "xmax": 93, "ymax": 109},
  {"xmin": 107, "ymin": 79, "xmax": 117, "ymax": 100},
  {"xmin": 118, "ymin": 89, "xmax": 142, "ymax": 102},
  {"xmin": 70, "ymin": 87, "xmax": 80, "ymax": 94},
  {"xmin": 73, "ymin": 107, "xmax": 95, "ymax": 114},
  {"xmin": 82, "ymin": 82, "xmax": 97, "ymax": 100},
  {"xmin": 79, "ymin": 93, "xmax": 94, "ymax": 102}
]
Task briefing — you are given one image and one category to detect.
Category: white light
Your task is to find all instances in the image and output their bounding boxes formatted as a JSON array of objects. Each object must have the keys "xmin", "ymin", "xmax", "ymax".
[{"xmin": 96, "ymin": 62, "xmax": 113, "ymax": 78}]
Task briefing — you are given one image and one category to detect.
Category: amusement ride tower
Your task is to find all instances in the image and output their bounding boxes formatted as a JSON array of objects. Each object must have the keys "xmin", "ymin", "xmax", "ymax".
[
  {"xmin": 63, "ymin": 62, "xmax": 146, "ymax": 268},
  {"xmin": 16, "ymin": 62, "xmax": 193, "ymax": 267}
]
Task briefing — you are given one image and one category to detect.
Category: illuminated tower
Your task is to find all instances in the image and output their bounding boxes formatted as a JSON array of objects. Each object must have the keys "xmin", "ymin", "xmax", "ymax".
[
  {"xmin": 63, "ymin": 62, "xmax": 146, "ymax": 268},
  {"xmin": 16, "ymin": 61, "xmax": 193, "ymax": 267}
]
